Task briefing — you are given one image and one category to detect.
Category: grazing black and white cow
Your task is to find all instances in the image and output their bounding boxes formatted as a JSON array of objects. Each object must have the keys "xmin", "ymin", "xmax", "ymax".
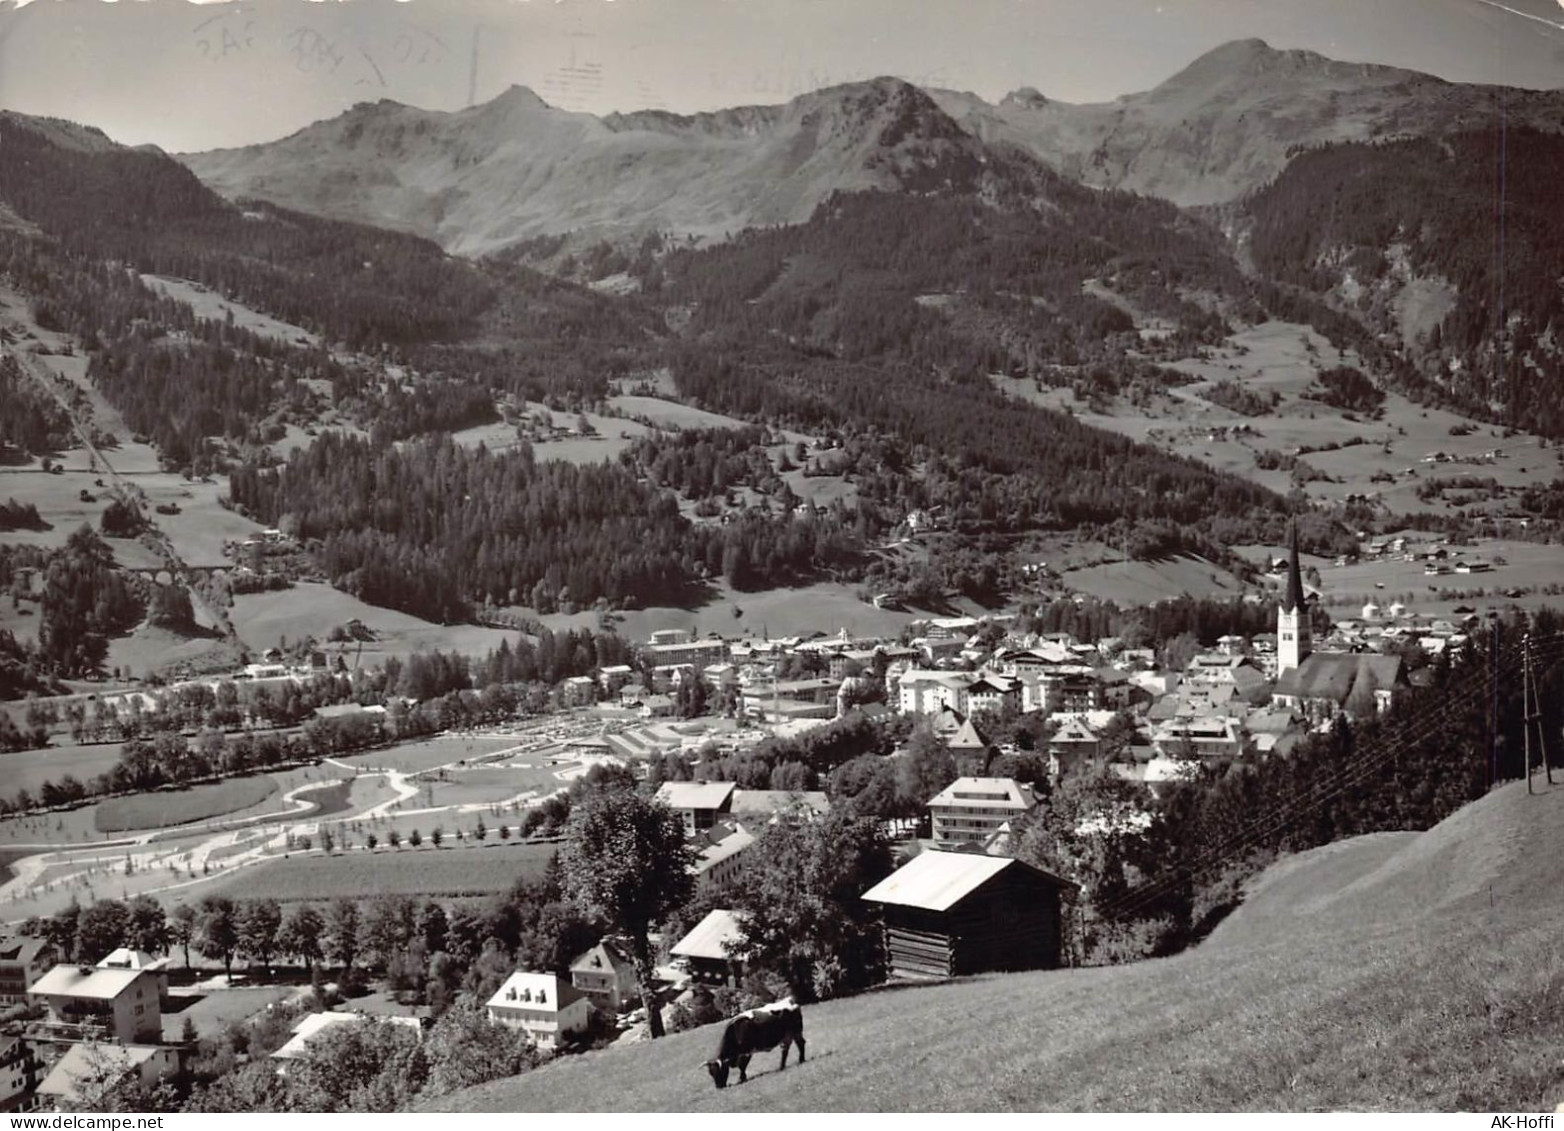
[{"xmin": 705, "ymin": 999, "xmax": 806, "ymax": 1089}]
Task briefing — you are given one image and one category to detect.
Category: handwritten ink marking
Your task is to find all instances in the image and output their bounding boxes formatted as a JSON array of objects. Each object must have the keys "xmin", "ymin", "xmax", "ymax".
[
  {"xmin": 359, "ymin": 49, "xmax": 387, "ymax": 88},
  {"xmin": 193, "ymin": 9, "xmax": 255, "ymax": 61},
  {"xmin": 286, "ymin": 27, "xmax": 345, "ymax": 75}
]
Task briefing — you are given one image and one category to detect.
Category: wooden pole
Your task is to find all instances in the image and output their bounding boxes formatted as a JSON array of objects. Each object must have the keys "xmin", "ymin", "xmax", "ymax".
[{"xmin": 1523, "ymin": 634, "xmax": 1534, "ymax": 794}]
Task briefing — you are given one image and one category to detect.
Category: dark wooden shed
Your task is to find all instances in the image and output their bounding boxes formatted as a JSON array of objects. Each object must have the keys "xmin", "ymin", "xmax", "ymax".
[{"xmin": 862, "ymin": 850, "xmax": 1075, "ymax": 979}]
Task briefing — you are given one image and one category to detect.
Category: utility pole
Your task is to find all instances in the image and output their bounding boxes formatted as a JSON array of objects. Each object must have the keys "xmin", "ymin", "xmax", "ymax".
[
  {"xmin": 1489, "ymin": 615, "xmax": 1500, "ymax": 788},
  {"xmin": 1522, "ymin": 632, "xmax": 1553, "ymax": 792}
]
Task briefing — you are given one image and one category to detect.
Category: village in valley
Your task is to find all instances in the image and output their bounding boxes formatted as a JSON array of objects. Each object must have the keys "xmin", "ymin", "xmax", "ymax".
[
  {"xmin": 0, "ymin": 515, "xmax": 1512, "ymax": 1109},
  {"xmin": 2, "ymin": 0, "xmax": 1564, "ymax": 1114}
]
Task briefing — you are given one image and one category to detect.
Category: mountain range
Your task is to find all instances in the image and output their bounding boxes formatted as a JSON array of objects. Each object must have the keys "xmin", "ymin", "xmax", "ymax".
[{"xmin": 179, "ymin": 38, "xmax": 1564, "ymax": 258}]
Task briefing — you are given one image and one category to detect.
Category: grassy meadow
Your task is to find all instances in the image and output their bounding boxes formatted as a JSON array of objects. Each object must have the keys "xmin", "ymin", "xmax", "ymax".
[{"xmin": 431, "ymin": 777, "xmax": 1564, "ymax": 1113}]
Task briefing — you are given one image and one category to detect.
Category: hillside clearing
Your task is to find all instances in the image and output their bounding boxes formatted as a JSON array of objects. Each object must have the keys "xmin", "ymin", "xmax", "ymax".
[{"xmin": 431, "ymin": 778, "xmax": 1564, "ymax": 1113}]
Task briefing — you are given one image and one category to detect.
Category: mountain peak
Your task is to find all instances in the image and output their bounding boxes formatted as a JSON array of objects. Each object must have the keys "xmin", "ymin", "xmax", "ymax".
[
  {"xmin": 1001, "ymin": 87, "xmax": 1050, "ymax": 110},
  {"xmin": 482, "ymin": 84, "xmax": 554, "ymax": 113}
]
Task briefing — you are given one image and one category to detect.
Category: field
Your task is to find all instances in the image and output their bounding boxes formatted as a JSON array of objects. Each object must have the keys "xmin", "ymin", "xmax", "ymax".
[
  {"xmin": 518, "ymin": 579, "xmax": 919, "ymax": 643},
  {"xmin": 1059, "ymin": 554, "xmax": 1247, "ymax": 605},
  {"xmin": 338, "ymin": 734, "xmax": 524, "ymax": 775},
  {"xmin": 991, "ymin": 320, "xmax": 1564, "ymax": 517},
  {"xmin": 434, "ymin": 777, "xmax": 1564, "ymax": 1113},
  {"xmin": 607, "ymin": 395, "xmax": 751, "ymax": 432},
  {"xmin": 403, "ymin": 766, "xmax": 544, "ymax": 807},
  {"xmin": 229, "ymin": 582, "xmax": 514, "ymax": 664},
  {"xmin": 1232, "ymin": 534, "xmax": 1564, "ymax": 618},
  {"xmin": 94, "ymin": 776, "xmax": 280, "ymax": 832},
  {"xmin": 198, "ymin": 840, "xmax": 556, "ymax": 902},
  {"xmin": 139, "ymin": 275, "xmax": 320, "ymax": 350},
  {"xmin": 405, "ymin": 764, "xmax": 569, "ymax": 809},
  {"xmin": 0, "ymin": 742, "xmax": 124, "ymax": 802}
]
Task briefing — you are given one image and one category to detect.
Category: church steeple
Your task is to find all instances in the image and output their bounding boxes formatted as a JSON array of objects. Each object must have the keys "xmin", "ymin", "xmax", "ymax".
[
  {"xmin": 1278, "ymin": 522, "xmax": 1312, "ymax": 675},
  {"xmin": 1283, "ymin": 521, "xmax": 1307, "ymax": 614}
]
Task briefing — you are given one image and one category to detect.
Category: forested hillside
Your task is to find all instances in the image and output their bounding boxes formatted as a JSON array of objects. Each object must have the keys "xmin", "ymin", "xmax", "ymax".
[
  {"xmin": 1245, "ymin": 128, "xmax": 1564, "ymax": 434},
  {"xmin": 645, "ymin": 190, "xmax": 1288, "ymax": 553}
]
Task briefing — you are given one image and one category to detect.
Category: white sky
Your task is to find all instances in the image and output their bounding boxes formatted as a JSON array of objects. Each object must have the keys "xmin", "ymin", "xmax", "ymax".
[{"xmin": 0, "ymin": 0, "xmax": 1560, "ymax": 152}]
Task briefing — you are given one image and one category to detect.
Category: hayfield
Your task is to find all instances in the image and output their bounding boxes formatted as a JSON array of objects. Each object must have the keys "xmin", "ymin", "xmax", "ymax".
[
  {"xmin": 229, "ymin": 582, "xmax": 514, "ymax": 663},
  {"xmin": 139, "ymin": 275, "xmax": 320, "ymax": 350},
  {"xmin": 105, "ymin": 622, "xmax": 239, "ymax": 682},
  {"xmin": 434, "ymin": 778, "xmax": 1564, "ymax": 1113},
  {"xmin": 992, "ymin": 319, "xmax": 1564, "ymax": 517},
  {"xmin": 94, "ymin": 776, "xmax": 280, "ymax": 832},
  {"xmin": 200, "ymin": 840, "xmax": 555, "ymax": 902},
  {"xmin": 521, "ymin": 579, "xmax": 918, "ymax": 642},
  {"xmin": 0, "ymin": 742, "xmax": 125, "ymax": 801},
  {"xmin": 1059, "ymin": 554, "xmax": 1247, "ymax": 605},
  {"xmin": 607, "ymin": 395, "xmax": 751, "ymax": 431}
]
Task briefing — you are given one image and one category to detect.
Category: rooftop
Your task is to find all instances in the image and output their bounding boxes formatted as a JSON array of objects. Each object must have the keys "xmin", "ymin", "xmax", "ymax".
[
  {"xmin": 862, "ymin": 850, "xmax": 1072, "ymax": 912},
  {"xmin": 655, "ymin": 780, "xmax": 737, "ymax": 810},
  {"xmin": 670, "ymin": 908, "xmax": 747, "ymax": 961}
]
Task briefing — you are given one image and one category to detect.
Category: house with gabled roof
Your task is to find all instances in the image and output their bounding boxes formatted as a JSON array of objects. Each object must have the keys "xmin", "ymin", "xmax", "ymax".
[
  {"xmin": 569, "ymin": 940, "xmax": 639, "ymax": 1014},
  {"xmin": 34, "ymin": 1042, "xmax": 177, "ymax": 1111}
]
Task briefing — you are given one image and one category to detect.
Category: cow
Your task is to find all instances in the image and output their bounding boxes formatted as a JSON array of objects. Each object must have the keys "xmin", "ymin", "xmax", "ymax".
[{"xmin": 705, "ymin": 999, "xmax": 806, "ymax": 1089}]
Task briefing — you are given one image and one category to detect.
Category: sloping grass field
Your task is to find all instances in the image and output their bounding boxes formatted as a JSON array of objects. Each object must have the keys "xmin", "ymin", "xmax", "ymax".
[
  {"xmin": 429, "ymin": 778, "xmax": 1564, "ymax": 1113},
  {"xmin": 197, "ymin": 840, "xmax": 555, "ymax": 903}
]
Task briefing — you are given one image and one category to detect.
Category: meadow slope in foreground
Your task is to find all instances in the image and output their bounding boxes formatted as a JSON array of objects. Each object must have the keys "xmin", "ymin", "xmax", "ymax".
[{"xmin": 427, "ymin": 777, "xmax": 1564, "ymax": 1112}]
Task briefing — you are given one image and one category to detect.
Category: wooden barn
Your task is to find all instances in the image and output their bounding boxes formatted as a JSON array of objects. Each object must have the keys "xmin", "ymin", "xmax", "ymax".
[{"xmin": 861, "ymin": 850, "xmax": 1075, "ymax": 979}]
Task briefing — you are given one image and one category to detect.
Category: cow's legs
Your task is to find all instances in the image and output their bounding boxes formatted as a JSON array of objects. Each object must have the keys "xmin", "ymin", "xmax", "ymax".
[
  {"xmin": 736, "ymin": 1055, "xmax": 751, "ymax": 1083},
  {"xmin": 779, "ymin": 1038, "xmax": 790, "ymax": 1071},
  {"xmin": 796, "ymin": 1034, "xmax": 806, "ymax": 1063}
]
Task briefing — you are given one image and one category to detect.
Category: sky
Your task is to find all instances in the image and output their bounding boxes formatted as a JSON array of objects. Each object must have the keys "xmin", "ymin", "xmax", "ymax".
[{"xmin": 0, "ymin": 0, "xmax": 1561, "ymax": 153}]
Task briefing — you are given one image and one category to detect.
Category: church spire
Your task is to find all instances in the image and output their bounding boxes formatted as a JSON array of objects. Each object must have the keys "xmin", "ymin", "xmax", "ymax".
[
  {"xmin": 1277, "ymin": 520, "xmax": 1312, "ymax": 676},
  {"xmin": 1284, "ymin": 521, "xmax": 1306, "ymax": 613}
]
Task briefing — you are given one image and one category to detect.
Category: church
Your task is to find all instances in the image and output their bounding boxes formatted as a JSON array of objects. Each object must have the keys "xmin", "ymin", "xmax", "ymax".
[{"xmin": 1271, "ymin": 526, "xmax": 1406, "ymax": 724}]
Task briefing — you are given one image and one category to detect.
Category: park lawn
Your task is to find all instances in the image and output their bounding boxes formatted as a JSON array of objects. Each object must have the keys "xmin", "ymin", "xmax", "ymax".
[
  {"xmin": 407, "ymin": 766, "xmax": 564, "ymax": 809},
  {"xmin": 94, "ymin": 776, "xmax": 280, "ymax": 833},
  {"xmin": 0, "ymin": 804, "xmax": 113, "ymax": 848},
  {"xmin": 161, "ymin": 984, "xmax": 300, "ymax": 1042},
  {"xmin": 199, "ymin": 840, "xmax": 556, "ymax": 902},
  {"xmin": 340, "ymin": 734, "xmax": 522, "ymax": 775},
  {"xmin": 0, "ymin": 742, "xmax": 125, "ymax": 802}
]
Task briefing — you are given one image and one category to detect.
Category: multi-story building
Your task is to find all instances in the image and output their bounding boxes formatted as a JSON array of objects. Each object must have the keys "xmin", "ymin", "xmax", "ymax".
[
  {"xmin": 654, "ymin": 780, "xmax": 735, "ymax": 836},
  {"xmin": 0, "ymin": 937, "xmax": 55, "ymax": 1005},
  {"xmin": 27, "ymin": 963, "xmax": 163, "ymax": 1044},
  {"xmin": 927, "ymin": 777, "xmax": 1037, "ymax": 848},
  {"xmin": 485, "ymin": 972, "xmax": 591, "ymax": 1050},
  {"xmin": 569, "ymin": 941, "xmax": 640, "ymax": 1015}
]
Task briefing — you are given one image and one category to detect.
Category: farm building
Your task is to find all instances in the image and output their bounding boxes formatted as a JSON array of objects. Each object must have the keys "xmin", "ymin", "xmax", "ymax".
[
  {"xmin": 670, "ymin": 908, "xmax": 748, "ymax": 987},
  {"xmin": 861, "ymin": 851, "xmax": 1075, "ymax": 980}
]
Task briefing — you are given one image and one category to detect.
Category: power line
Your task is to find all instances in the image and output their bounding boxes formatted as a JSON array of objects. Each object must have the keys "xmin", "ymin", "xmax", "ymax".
[{"xmin": 1088, "ymin": 631, "xmax": 1564, "ymax": 925}]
